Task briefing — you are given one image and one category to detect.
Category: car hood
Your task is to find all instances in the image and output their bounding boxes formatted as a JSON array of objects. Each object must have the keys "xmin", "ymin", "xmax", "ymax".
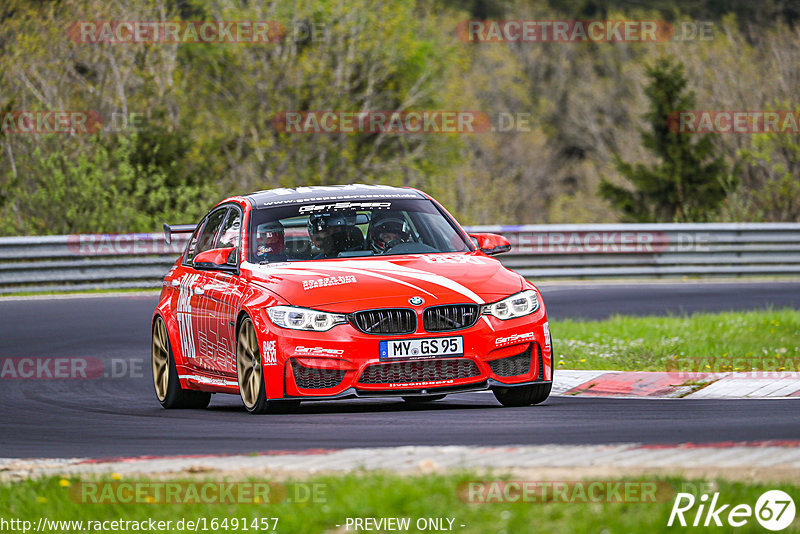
[{"xmin": 242, "ymin": 253, "xmax": 523, "ymax": 310}]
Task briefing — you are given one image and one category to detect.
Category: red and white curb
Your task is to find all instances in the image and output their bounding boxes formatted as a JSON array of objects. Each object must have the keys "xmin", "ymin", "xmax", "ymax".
[
  {"xmin": 3, "ymin": 442, "xmax": 800, "ymax": 480},
  {"xmin": 553, "ymin": 370, "xmax": 800, "ymax": 398}
]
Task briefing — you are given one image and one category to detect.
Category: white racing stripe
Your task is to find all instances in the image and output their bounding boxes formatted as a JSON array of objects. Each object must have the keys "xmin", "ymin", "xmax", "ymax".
[
  {"xmin": 320, "ymin": 266, "xmax": 437, "ymax": 298},
  {"xmin": 378, "ymin": 265, "xmax": 485, "ymax": 304},
  {"xmin": 250, "ymin": 261, "xmax": 435, "ymax": 297},
  {"xmin": 336, "ymin": 260, "xmax": 487, "ymax": 304},
  {"xmin": 248, "ymin": 258, "xmax": 489, "ymax": 304}
]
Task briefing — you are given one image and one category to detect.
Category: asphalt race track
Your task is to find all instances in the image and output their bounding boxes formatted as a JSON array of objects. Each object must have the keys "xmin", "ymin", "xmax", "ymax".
[{"xmin": 1, "ymin": 281, "xmax": 799, "ymax": 459}]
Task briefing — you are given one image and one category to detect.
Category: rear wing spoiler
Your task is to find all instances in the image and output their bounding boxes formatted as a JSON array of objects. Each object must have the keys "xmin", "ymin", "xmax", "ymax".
[{"xmin": 163, "ymin": 223, "xmax": 196, "ymax": 244}]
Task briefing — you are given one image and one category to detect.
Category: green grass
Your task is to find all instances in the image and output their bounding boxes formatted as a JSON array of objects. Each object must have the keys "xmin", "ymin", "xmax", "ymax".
[
  {"xmin": 552, "ymin": 308, "xmax": 800, "ymax": 372},
  {"xmin": 1, "ymin": 474, "xmax": 798, "ymax": 533}
]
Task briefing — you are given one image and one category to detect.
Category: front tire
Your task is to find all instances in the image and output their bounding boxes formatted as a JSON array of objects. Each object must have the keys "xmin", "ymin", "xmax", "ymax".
[
  {"xmin": 236, "ymin": 316, "xmax": 270, "ymax": 413},
  {"xmin": 236, "ymin": 316, "xmax": 300, "ymax": 414},
  {"xmin": 492, "ymin": 382, "xmax": 551, "ymax": 407},
  {"xmin": 151, "ymin": 316, "xmax": 211, "ymax": 409}
]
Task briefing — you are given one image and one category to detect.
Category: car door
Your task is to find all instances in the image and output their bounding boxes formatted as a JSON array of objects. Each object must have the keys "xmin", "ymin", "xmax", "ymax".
[
  {"xmin": 194, "ymin": 206, "xmax": 245, "ymax": 375},
  {"xmin": 183, "ymin": 207, "xmax": 229, "ymax": 369},
  {"xmin": 170, "ymin": 222, "xmax": 204, "ymax": 369}
]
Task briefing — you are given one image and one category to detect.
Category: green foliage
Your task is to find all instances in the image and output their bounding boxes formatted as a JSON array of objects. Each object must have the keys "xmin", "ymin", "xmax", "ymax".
[
  {"xmin": 0, "ymin": 0, "xmax": 798, "ymax": 234},
  {"xmin": 725, "ymin": 123, "xmax": 800, "ymax": 222},
  {"xmin": 599, "ymin": 56, "xmax": 730, "ymax": 222},
  {"xmin": 0, "ymin": 135, "xmax": 213, "ymax": 235},
  {"xmin": 543, "ymin": 0, "xmax": 800, "ymax": 25}
]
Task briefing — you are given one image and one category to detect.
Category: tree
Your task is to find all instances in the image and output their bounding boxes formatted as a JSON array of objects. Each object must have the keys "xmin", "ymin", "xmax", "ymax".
[
  {"xmin": 723, "ymin": 124, "xmax": 800, "ymax": 221},
  {"xmin": 600, "ymin": 56, "xmax": 729, "ymax": 222}
]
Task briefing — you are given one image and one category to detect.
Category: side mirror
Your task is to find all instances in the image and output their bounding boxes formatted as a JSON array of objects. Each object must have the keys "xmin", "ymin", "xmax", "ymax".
[
  {"xmin": 193, "ymin": 247, "xmax": 238, "ymax": 271},
  {"xmin": 469, "ymin": 233, "xmax": 511, "ymax": 256}
]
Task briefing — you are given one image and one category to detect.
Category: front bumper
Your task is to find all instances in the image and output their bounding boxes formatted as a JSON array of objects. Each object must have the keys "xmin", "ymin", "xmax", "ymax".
[{"xmin": 254, "ymin": 307, "xmax": 553, "ymax": 400}]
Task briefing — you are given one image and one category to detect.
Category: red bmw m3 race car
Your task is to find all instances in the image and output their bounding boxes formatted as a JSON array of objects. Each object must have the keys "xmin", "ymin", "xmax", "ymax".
[{"xmin": 151, "ymin": 185, "xmax": 553, "ymax": 413}]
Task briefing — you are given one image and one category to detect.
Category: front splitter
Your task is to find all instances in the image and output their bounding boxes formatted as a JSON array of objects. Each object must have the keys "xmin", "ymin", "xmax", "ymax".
[{"xmin": 285, "ymin": 378, "xmax": 553, "ymax": 401}]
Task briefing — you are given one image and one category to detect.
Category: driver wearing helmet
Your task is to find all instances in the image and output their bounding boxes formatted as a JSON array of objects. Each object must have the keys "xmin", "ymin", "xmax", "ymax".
[
  {"xmin": 308, "ymin": 213, "xmax": 362, "ymax": 259},
  {"xmin": 254, "ymin": 221, "xmax": 285, "ymax": 262},
  {"xmin": 368, "ymin": 215, "xmax": 412, "ymax": 254}
]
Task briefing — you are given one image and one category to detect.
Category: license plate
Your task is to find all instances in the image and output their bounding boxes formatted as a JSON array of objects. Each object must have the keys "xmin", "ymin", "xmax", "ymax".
[{"xmin": 379, "ymin": 336, "xmax": 463, "ymax": 359}]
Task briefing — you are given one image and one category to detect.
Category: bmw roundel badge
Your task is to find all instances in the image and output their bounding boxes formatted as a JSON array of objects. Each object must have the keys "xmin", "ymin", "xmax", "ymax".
[{"xmin": 409, "ymin": 296, "xmax": 425, "ymax": 306}]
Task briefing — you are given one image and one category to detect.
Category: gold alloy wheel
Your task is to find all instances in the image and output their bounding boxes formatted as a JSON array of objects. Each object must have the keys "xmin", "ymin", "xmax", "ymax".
[
  {"xmin": 236, "ymin": 318, "xmax": 262, "ymax": 409},
  {"xmin": 151, "ymin": 318, "xmax": 170, "ymax": 402}
]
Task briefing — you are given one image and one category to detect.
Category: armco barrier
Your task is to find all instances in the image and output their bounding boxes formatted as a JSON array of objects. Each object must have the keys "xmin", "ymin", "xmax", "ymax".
[{"xmin": 0, "ymin": 223, "xmax": 798, "ymax": 294}]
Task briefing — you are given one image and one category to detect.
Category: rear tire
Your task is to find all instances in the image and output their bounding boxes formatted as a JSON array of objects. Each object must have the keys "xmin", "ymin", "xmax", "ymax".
[
  {"xmin": 492, "ymin": 382, "xmax": 551, "ymax": 407},
  {"xmin": 402, "ymin": 394, "xmax": 446, "ymax": 404},
  {"xmin": 152, "ymin": 316, "xmax": 211, "ymax": 409}
]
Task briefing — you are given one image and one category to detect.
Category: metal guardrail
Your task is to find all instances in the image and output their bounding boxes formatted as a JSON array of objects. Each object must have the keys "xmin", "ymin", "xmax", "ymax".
[{"xmin": 0, "ymin": 223, "xmax": 799, "ymax": 294}]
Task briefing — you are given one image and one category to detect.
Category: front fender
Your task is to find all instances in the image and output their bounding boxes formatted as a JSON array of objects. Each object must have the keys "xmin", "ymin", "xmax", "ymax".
[{"xmin": 238, "ymin": 285, "xmax": 285, "ymax": 399}]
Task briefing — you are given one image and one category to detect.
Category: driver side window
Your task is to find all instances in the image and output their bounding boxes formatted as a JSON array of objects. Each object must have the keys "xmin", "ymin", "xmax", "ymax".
[
  {"xmin": 217, "ymin": 209, "xmax": 242, "ymax": 265},
  {"xmin": 193, "ymin": 208, "xmax": 228, "ymax": 262},
  {"xmin": 183, "ymin": 227, "xmax": 201, "ymax": 264}
]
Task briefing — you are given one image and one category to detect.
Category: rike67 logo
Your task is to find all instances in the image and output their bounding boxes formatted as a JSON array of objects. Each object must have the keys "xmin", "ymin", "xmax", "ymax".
[{"xmin": 668, "ymin": 490, "xmax": 796, "ymax": 531}]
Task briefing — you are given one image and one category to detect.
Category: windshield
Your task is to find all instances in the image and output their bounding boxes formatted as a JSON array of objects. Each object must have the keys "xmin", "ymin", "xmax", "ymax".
[{"xmin": 247, "ymin": 198, "xmax": 472, "ymax": 263}]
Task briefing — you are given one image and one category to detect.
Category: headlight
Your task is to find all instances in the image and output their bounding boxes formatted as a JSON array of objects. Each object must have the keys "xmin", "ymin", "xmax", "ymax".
[
  {"xmin": 266, "ymin": 306, "xmax": 348, "ymax": 331},
  {"xmin": 481, "ymin": 290, "xmax": 539, "ymax": 320}
]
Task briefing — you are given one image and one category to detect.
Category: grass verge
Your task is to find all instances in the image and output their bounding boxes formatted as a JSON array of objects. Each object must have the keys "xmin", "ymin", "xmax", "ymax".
[
  {"xmin": 552, "ymin": 308, "xmax": 800, "ymax": 372},
  {"xmin": 0, "ymin": 288, "xmax": 158, "ymax": 298},
  {"xmin": 1, "ymin": 473, "xmax": 798, "ymax": 533}
]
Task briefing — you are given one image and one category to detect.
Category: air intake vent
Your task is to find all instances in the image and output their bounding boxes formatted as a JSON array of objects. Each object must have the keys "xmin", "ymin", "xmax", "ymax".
[
  {"xmin": 488, "ymin": 345, "xmax": 534, "ymax": 377},
  {"xmin": 351, "ymin": 309, "xmax": 416, "ymax": 335},
  {"xmin": 358, "ymin": 359, "xmax": 480, "ymax": 384},
  {"xmin": 423, "ymin": 304, "xmax": 480, "ymax": 332},
  {"xmin": 291, "ymin": 359, "xmax": 346, "ymax": 389},
  {"xmin": 537, "ymin": 343, "xmax": 544, "ymax": 380}
]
